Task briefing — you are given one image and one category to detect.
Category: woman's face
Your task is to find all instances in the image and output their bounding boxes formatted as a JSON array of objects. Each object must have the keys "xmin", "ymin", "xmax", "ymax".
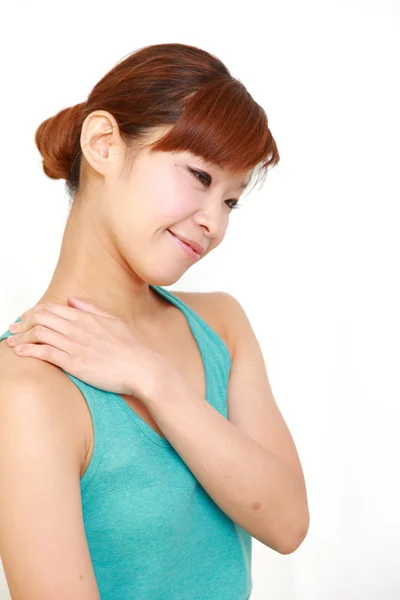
[{"xmin": 95, "ymin": 125, "xmax": 250, "ymax": 286}]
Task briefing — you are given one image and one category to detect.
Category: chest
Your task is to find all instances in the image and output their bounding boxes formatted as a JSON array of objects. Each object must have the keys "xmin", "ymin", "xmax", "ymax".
[
  {"xmin": 80, "ymin": 294, "xmax": 229, "ymax": 470},
  {"xmin": 120, "ymin": 314, "xmax": 208, "ymax": 437}
]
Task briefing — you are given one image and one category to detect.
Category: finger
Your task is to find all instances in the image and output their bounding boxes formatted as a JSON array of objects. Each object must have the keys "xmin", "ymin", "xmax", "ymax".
[
  {"xmin": 8, "ymin": 303, "xmax": 48, "ymax": 332},
  {"xmin": 13, "ymin": 342, "xmax": 70, "ymax": 370},
  {"xmin": 8, "ymin": 323, "xmax": 72, "ymax": 353},
  {"xmin": 67, "ymin": 296, "xmax": 116, "ymax": 318},
  {"xmin": 9, "ymin": 307, "xmax": 72, "ymax": 336},
  {"xmin": 44, "ymin": 302, "xmax": 85, "ymax": 321}
]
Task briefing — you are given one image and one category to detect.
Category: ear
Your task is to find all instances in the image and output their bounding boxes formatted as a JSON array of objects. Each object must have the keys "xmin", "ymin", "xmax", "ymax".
[
  {"xmin": 79, "ymin": 110, "xmax": 121, "ymax": 176},
  {"xmin": 67, "ymin": 296, "xmax": 115, "ymax": 318}
]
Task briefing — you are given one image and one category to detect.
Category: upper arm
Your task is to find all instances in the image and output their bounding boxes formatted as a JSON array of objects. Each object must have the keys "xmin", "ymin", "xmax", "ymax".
[
  {"xmin": 214, "ymin": 292, "xmax": 307, "ymax": 489},
  {"xmin": 0, "ymin": 356, "xmax": 100, "ymax": 600}
]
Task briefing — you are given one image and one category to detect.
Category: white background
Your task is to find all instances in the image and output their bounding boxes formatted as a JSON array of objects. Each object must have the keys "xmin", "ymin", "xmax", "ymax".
[{"xmin": 0, "ymin": 1, "xmax": 399, "ymax": 598}]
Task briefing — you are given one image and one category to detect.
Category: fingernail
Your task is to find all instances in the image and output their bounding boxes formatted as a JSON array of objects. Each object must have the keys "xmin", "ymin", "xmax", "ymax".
[{"xmin": 8, "ymin": 323, "xmax": 17, "ymax": 332}]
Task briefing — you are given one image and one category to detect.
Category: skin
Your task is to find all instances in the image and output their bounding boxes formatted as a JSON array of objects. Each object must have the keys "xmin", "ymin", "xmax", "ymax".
[
  {"xmin": 33, "ymin": 111, "xmax": 251, "ymax": 332},
  {"xmin": 0, "ymin": 113, "xmax": 309, "ymax": 600}
]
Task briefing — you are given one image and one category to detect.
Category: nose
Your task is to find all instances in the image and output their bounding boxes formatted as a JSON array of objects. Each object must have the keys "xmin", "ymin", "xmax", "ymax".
[{"xmin": 193, "ymin": 201, "xmax": 225, "ymax": 241}]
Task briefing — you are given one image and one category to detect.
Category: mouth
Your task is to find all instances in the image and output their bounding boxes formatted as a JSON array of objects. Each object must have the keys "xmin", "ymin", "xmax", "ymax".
[{"xmin": 167, "ymin": 230, "xmax": 204, "ymax": 261}]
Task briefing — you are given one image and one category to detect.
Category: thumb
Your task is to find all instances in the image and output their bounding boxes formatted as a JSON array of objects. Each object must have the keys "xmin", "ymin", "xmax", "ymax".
[{"xmin": 67, "ymin": 296, "xmax": 115, "ymax": 318}]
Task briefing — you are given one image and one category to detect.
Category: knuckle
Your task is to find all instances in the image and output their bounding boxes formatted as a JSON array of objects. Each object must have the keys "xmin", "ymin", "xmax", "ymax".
[
  {"xmin": 33, "ymin": 324, "xmax": 45, "ymax": 339},
  {"xmin": 30, "ymin": 305, "xmax": 47, "ymax": 321},
  {"xmin": 43, "ymin": 345, "xmax": 53, "ymax": 360}
]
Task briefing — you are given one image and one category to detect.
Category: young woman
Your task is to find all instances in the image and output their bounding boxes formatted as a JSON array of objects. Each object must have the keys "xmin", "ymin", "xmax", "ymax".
[{"xmin": 0, "ymin": 43, "xmax": 309, "ymax": 600}]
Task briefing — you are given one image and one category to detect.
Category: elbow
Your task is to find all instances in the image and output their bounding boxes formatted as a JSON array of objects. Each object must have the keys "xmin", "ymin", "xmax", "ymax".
[
  {"xmin": 278, "ymin": 527, "xmax": 309, "ymax": 555},
  {"xmin": 278, "ymin": 481, "xmax": 310, "ymax": 555},
  {"xmin": 278, "ymin": 512, "xmax": 310, "ymax": 555}
]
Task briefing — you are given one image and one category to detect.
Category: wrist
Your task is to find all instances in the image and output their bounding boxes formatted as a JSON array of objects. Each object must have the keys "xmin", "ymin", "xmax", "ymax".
[{"xmin": 128, "ymin": 353, "xmax": 174, "ymax": 405}]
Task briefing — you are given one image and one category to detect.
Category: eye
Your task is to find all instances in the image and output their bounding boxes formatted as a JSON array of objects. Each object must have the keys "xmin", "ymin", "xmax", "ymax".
[
  {"xmin": 189, "ymin": 167, "xmax": 212, "ymax": 187},
  {"xmin": 188, "ymin": 166, "xmax": 241, "ymax": 210},
  {"xmin": 225, "ymin": 199, "xmax": 241, "ymax": 210}
]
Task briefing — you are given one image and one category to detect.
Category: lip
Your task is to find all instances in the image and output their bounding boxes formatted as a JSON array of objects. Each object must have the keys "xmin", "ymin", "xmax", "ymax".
[{"xmin": 168, "ymin": 230, "xmax": 206, "ymax": 256}]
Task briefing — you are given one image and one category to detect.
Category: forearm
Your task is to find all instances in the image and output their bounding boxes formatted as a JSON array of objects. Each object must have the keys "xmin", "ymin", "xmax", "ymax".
[{"xmin": 141, "ymin": 365, "xmax": 309, "ymax": 555}]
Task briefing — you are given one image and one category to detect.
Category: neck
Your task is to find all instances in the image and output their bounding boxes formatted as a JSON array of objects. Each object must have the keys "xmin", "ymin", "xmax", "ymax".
[{"xmin": 34, "ymin": 196, "xmax": 164, "ymax": 330}]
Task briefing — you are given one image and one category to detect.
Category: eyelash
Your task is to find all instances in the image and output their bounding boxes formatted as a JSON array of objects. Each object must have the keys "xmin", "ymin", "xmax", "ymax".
[{"xmin": 189, "ymin": 168, "xmax": 241, "ymax": 210}]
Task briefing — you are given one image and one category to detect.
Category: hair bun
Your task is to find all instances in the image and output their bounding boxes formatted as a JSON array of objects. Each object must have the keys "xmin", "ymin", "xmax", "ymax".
[{"xmin": 35, "ymin": 102, "xmax": 85, "ymax": 180}]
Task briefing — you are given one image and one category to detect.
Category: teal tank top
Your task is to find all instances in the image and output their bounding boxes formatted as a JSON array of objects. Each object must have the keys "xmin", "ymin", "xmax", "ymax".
[{"xmin": 0, "ymin": 285, "xmax": 252, "ymax": 599}]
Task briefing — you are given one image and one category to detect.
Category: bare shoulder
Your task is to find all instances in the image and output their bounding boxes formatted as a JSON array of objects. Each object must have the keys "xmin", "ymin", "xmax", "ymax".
[
  {"xmin": 0, "ymin": 341, "xmax": 101, "ymax": 599},
  {"xmin": 0, "ymin": 341, "xmax": 89, "ymax": 475},
  {"xmin": 172, "ymin": 290, "xmax": 245, "ymax": 356},
  {"xmin": 0, "ymin": 339, "xmax": 64, "ymax": 390}
]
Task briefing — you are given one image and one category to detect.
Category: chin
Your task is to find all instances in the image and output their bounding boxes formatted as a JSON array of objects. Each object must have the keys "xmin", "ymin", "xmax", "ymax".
[
  {"xmin": 141, "ymin": 266, "xmax": 189, "ymax": 288},
  {"xmin": 146, "ymin": 274, "xmax": 183, "ymax": 287},
  {"xmin": 132, "ymin": 249, "xmax": 197, "ymax": 287}
]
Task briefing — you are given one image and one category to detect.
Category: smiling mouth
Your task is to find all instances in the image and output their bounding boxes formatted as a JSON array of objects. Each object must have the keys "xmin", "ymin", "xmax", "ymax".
[
  {"xmin": 167, "ymin": 230, "xmax": 202, "ymax": 261},
  {"xmin": 167, "ymin": 230, "xmax": 205, "ymax": 255}
]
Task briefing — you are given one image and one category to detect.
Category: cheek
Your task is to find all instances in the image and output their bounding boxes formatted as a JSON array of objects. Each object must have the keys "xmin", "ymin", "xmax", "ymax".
[
  {"xmin": 222, "ymin": 217, "xmax": 229, "ymax": 236},
  {"xmin": 217, "ymin": 218, "xmax": 229, "ymax": 242},
  {"xmin": 215, "ymin": 233, "xmax": 227, "ymax": 249},
  {"xmin": 156, "ymin": 171, "xmax": 197, "ymax": 222}
]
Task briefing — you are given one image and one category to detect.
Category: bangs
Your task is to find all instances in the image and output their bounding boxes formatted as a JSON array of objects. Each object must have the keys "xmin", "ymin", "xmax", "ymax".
[{"xmin": 148, "ymin": 75, "xmax": 280, "ymax": 193}]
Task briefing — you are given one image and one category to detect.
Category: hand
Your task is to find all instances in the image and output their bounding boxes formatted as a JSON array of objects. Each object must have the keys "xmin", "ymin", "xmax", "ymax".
[{"xmin": 6, "ymin": 296, "xmax": 166, "ymax": 400}]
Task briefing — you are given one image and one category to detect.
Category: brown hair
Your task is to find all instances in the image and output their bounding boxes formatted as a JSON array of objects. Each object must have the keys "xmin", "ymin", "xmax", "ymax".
[{"xmin": 35, "ymin": 42, "xmax": 280, "ymax": 200}]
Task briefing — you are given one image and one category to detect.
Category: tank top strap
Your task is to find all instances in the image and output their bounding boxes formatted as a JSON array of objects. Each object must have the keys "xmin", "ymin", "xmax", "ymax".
[{"xmin": 150, "ymin": 285, "xmax": 231, "ymax": 375}]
